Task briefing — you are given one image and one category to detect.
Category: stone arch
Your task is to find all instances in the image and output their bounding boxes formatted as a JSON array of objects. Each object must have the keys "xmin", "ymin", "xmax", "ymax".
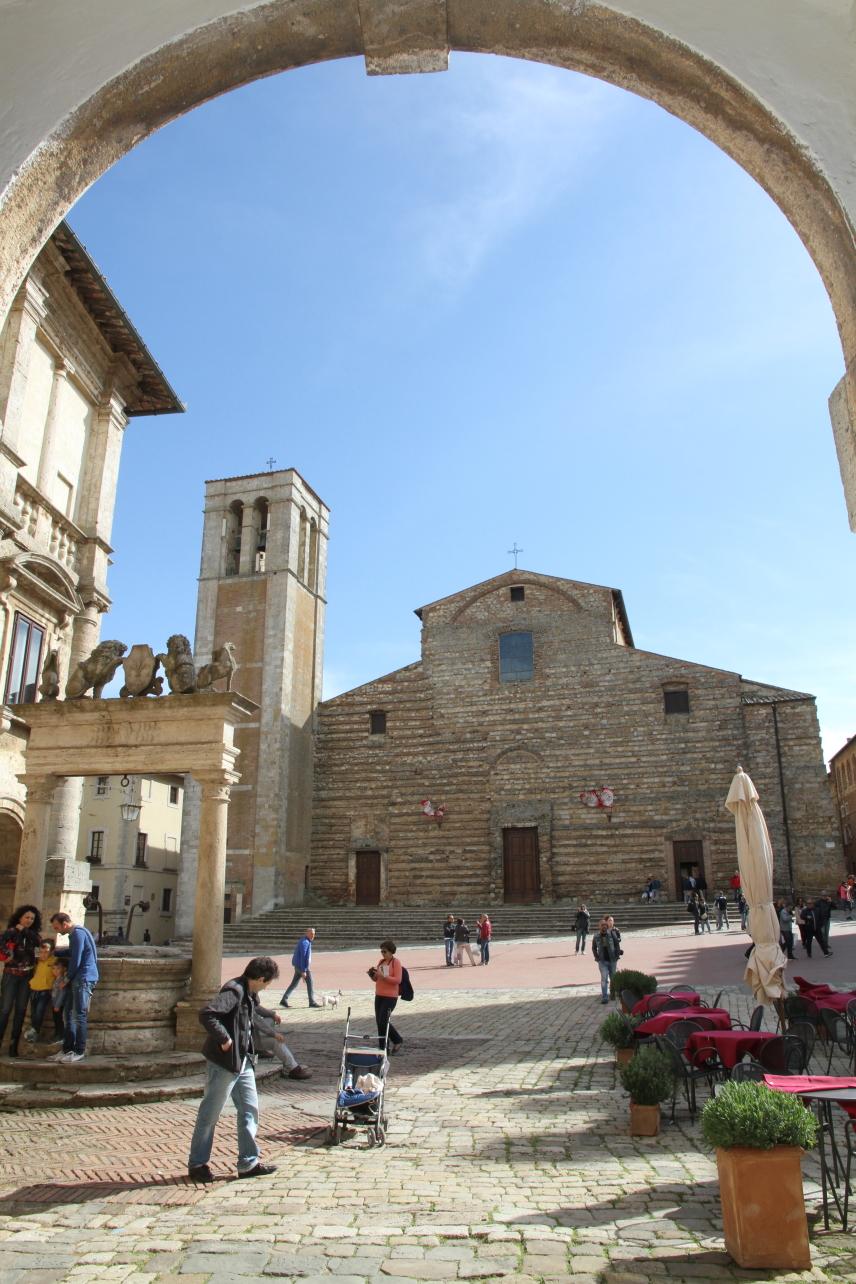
[
  {"xmin": 0, "ymin": 3, "xmax": 853, "ymax": 514},
  {"xmin": 0, "ymin": 806, "xmax": 24, "ymax": 923},
  {"xmin": 450, "ymin": 577, "xmax": 582, "ymax": 625}
]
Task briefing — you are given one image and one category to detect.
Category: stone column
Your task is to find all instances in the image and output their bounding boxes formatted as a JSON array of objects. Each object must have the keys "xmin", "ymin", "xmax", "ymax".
[
  {"xmin": 14, "ymin": 774, "xmax": 58, "ymax": 907},
  {"xmin": 35, "ymin": 360, "xmax": 71, "ymax": 498},
  {"xmin": 190, "ymin": 773, "xmax": 233, "ymax": 999},
  {"xmin": 238, "ymin": 501, "xmax": 257, "ymax": 576},
  {"xmin": 0, "ymin": 276, "xmax": 48, "ymax": 534},
  {"xmin": 175, "ymin": 771, "xmax": 235, "ymax": 1050}
]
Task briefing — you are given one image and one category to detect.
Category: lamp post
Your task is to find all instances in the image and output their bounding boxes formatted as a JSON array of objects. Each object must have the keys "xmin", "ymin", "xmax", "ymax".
[{"xmin": 114, "ymin": 774, "xmax": 141, "ymax": 941}]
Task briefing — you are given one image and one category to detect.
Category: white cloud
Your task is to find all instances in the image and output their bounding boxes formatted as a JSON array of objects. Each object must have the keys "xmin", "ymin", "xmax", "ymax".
[{"xmin": 404, "ymin": 60, "xmax": 625, "ymax": 289}]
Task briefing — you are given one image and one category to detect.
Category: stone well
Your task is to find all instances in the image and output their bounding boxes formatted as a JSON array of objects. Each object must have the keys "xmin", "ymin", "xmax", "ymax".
[{"xmin": 84, "ymin": 947, "xmax": 191, "ymax": 1055}]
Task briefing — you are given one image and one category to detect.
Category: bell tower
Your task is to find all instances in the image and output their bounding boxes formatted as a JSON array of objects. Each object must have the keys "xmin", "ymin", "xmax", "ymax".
[{"xmin": 177, "ymin": 468, "xmax": 328, "ymax": 929}]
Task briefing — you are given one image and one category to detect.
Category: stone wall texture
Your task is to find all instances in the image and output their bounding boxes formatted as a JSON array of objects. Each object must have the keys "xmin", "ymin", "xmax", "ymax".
[{"xmin": 310, "ymin": 571, "xmax": 842, "ymax": 904}]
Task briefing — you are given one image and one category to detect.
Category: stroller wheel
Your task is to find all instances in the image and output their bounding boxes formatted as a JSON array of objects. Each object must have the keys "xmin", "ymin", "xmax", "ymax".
[
  {"xmin": 376, "ymin": 1126, "xmax": 386, "ymax": 1146},
  {"xmin": 326, "ymin": 1123, "xmax": 341, "ymax": 1146}
]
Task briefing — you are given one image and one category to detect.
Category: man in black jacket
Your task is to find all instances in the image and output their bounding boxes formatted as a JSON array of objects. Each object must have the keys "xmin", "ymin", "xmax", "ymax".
[{"xmin": 188, "ymin": 956, "xmax": 280, "ymax": 1183}]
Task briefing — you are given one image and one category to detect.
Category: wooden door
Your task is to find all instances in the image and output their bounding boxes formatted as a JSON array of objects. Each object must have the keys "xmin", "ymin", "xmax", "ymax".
[
  {"xmin": 673, "ymin": 840, "xmax": 704, "ymax": 900},
  {"xmin": 502, "ymin": 827, "xmax": 541, "ymax": 903},
  {"xmin": 355, "ymin": 850, "xmax": 381, "ymax": 905}
]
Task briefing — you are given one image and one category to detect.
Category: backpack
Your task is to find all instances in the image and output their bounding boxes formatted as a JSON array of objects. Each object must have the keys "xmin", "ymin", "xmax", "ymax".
[{"xmin": 399, "ymin": 966, "xmax": 414, "ymax": 1002}]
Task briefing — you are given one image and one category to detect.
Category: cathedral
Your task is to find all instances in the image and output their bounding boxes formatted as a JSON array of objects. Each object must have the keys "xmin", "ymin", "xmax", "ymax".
[{"xmin": 308, "ymin": 569, "xmax": 841, "ymax": 906}]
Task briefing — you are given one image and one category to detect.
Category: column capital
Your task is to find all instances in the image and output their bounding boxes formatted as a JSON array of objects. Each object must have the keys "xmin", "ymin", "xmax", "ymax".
[
  {"xmin": 20, "ymin": 774, "xmax": 60, "ymax": 804},
  {"xmin": 194, "ymin": 770, "xmax": 238, "ymax": 803}
]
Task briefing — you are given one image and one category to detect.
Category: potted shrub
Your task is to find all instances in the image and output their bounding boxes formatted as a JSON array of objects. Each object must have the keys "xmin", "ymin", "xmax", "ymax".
[
  {"xmin": 599, "ymin": 1011, "xmax": 639, "ymax": 1066},
  {"xmin": 610, "ymin": 969, "xmax": 657, "ymax": 1011},
  {"xmin": 701, "ymin": 1081, "xmax": 817, "ymax": 1269},
  {"xmin": 618, "ymin": 1045, "xmax": 674, "ymax": 1135}
]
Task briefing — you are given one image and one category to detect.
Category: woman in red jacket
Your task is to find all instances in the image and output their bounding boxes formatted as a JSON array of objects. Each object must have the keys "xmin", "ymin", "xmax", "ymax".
[
  {"xmin": 368, "ymin": 939, "xmax": 404, "ymax": 1055},
  {"xmin": 476, "ymin": 914, "xmax": 492, "ymax": 966}
]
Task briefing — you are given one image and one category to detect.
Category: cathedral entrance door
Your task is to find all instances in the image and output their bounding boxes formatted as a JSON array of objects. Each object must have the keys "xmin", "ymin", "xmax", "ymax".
[
  {"xmin": 356, "ymin": 850, "xmax": 381, "ymax": 905},
  {"xmin": 673, "ymin": 840, "xmax": 705, "ymax": 901},
  {"xmin": 503, "ymin": 827, "xmax": 541, "ymax": 903}
]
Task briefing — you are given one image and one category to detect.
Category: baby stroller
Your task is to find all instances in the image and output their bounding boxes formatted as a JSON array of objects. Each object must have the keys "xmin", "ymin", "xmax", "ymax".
[{"xmin": 328, "ymin": 1007, "xmax": 389, "ymax": 1147}]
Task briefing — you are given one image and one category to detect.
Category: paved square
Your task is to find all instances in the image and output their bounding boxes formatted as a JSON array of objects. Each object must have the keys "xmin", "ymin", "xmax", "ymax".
[{"xmin": 1, "ymin": 985, "xmax": 855, "ymax": 1282}]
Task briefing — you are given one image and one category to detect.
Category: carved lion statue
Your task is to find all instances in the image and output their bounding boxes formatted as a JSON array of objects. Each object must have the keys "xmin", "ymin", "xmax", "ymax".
[
  {"xmin": 158, "ymin": 633, "xmax": 197, "ymax": 695},
  {"xmin": 196, "ymin": 642, "xmax": 237, "ymax": 693},
  {"xmin": 65, "ymin": 640, "xmax": 127, "ymax": 699}
]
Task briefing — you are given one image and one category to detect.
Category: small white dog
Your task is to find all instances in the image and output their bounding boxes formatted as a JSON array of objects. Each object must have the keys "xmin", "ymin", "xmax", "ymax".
[{"xmin": 319, "ymin": 990, "xmax": 342, "ymax": 1009}]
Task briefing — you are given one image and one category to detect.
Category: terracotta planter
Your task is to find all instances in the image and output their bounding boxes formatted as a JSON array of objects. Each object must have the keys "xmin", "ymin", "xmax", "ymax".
[
  {"xmin": 629, "ymin": 1103, "xmax": 660, "ymax": 1136},
  {"xmin": 716, "ymin": 1146, "xmax": 810, "ymax": 1270},
  {"xmin": 616, "ymin": 1047, "xmax": 635, "ymax": 1067}
]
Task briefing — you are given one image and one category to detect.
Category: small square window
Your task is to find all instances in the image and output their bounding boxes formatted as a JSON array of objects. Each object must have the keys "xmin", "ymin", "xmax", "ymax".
[
  {"xmin": 95, "ymin": 776, "xmax": 109, "ymax": 796},
  {"xmin": 664, "ymin": 689, "xmax": 690, "ymax": 715},
  {"xmin": 370, "ymin": 711, "xmax": 387, "ymax": 735},
  {"xmin": 510, "ymin": 586, "xmax": 525, "ymax": 602}
]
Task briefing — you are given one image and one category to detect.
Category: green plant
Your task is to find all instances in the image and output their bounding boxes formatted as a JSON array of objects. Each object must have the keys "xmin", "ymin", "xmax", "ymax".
[
  {"xmin": 610, "ymin": 969, "xmax": 657, "ymax": 1002},
  {"xmin": 599, "ymin": 1012, "xmax": 639, "ymax": 1048},
  {"xmin": 701, "ymin": 1082, "xmax": 817, "ymax": 1151},
  {"xmin": 618, "ymin": 1046, "xmax": 675, "ymax": 1105}
]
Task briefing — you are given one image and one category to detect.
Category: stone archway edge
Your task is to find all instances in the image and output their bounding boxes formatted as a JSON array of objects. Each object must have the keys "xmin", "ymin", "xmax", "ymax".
[
  {"xmin": 10, "ymin": 691, "xmax": 256, "ymax": 1010},
  {"xmin": 0, "ymin": 1, "xmax": 853, "ymax": 519}
]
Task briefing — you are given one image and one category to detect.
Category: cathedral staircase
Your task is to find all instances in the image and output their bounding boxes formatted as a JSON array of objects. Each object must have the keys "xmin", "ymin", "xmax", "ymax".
[{"xmin": 217, "ymin": 900, "xmax": 692, "ymax": 954}]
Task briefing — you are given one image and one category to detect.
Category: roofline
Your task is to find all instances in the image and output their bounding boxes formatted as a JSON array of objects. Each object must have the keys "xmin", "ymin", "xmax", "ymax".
[
  {"xmin": 829, "ymin": 732, "xmax": 856, "ymax": 763},
  {"xmin": 321, "ymin": 660, "xmax": 422, "ymax": 703},
  {"xmin": 204, "ymin": 467, "xmax": 328, "ymax": 510},
  {"xmin": 53, "ymin": 222, "xmax": 184, "ymax": 417}
]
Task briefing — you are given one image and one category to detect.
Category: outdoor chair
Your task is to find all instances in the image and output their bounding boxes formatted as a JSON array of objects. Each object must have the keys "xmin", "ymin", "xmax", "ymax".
[
  {"xmin": 668, "ymin": 986, "xmax": 697, "ymax": 995},
  {"xmin": 662, "ymin": 1019, "xmax": 704, "ymax": 1053},
  {"xmin": 733, "ymin": 1005, "xmax": 765, "ymax": 1032},
  {"xmin": 689, "ymin": 1015, "xmax": 717, "ymax": 1031},
  {"xmin": 621, "ymin": 989, "xmax": 643, "ymax": 1014},
  {"xmin": 818, "ymin": 1008, "xmax": 853, "ymax": 1074},
  {"xmin": 711, "ymin": 989, "xmax": 724, "ymax": 1010},
  {"xmin": 786, "ymin": 1019, "xmax": 816, "ymax": 1071},
  {"xmin": 655, "ymin": 1035, "xmax": 717, "ymax": 1121},
  {"xmin": 757, "ymin": 1035, "xmax": 806, "ymax": 1075},
  {"xmin": 730, "ymin": 1058, "xmax": 765, "ymax": 1082},
  {"xmin": 784, "ymin": 994, "xmax": 820, "ymax": 1027}
]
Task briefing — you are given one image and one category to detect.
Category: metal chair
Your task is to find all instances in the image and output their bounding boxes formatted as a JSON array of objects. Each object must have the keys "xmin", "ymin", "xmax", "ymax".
[
  {"xmin": 690, "ymin": 1015, "xmax": 717, "ymax": 1031},
  {"xmin": 647, "ymin": 994, "xmax": 692, "ymax": 1015},
  {"xmin": 819, "ymin": 1008, "xmax": 853, "ymax": 1073},
  {"xmin": 621, "ymin": 990, "xmax": 643, "ymax": 1015},
  {"xmin": 786, "ymin": 1019, "xmax": 816, "ymax": 1071},
  {"xmin": 668, "ymin": 986, "xmax": 697, "ymax": 995},
  {"xmin": 733, "ymin": 1005, "xmax": 765, "ymax": 1032},
  {"xmin": 784, "ymin": 994, "xmax": 820, "ymax": 1026},
  {"xmin": 655, "ymin": 1035, "xmax": 712, "ymax": 1121},
  {"xmin": 757, "ymin": 1036, "xmax": 806, "ymax": 1075},
  {"xmin": 663, "ymin": 1019, "xmax": 705, "ymax": 1053},
  {"xmin": 711, "ymin": 989, "xmax": 724, "ymax": 1010},
  {"xmin": 731, "ymin": 1058, "xmax": 766, "ymax": 1082}
]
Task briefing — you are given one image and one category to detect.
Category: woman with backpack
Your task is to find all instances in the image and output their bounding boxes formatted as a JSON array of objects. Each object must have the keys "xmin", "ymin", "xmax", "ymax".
[{"xmin": 368, "ymin": 939, "xmax": 405, "ymax": 1055}]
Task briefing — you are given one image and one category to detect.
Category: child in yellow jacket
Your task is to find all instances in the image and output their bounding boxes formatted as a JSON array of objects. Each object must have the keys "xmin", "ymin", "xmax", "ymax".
[{"xmin": 24, "ymin": 939, "xmax": 56, "ymax": 1043}]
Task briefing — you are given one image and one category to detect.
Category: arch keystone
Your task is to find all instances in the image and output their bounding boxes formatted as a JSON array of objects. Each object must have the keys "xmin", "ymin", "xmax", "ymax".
[{"xmin": 358, "ymin": 0, "xmax": 449, "ymax": 75}]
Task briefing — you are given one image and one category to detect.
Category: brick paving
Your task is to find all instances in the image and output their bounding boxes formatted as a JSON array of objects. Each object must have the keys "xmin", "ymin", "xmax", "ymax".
[{"xmin": 2, "ymin": 975, "xmax": 856, "ymax": 1281}]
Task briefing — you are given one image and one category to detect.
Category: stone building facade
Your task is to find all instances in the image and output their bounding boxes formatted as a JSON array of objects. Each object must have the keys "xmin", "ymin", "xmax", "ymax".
[
  {"xmin": 176, "ymin": 469, "xmax": 328, "ymax": 932},
  {"xmin": 77, "ymin": 773, "xmax": 183, "ymax": 945},
  {"xmin": 0, "ymin": 223, "xmax": 181, "ymax": 920},
  {"xmin": 310, "ymin": 570, "xmax": 842, "ymax": 905},
  {"xmin": 830, "ymin": 734, "xmax": 856, "ymax": 874}
]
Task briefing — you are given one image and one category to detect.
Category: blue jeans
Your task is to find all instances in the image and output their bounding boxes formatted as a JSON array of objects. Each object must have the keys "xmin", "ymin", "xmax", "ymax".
[
  {"xmin": 0, "ymin": 973, "xmax": 31, "ymax": 1046},
  {"xmin": 188, "ymin": 1057, "xmax": 260, "ymax": 1173},
  {"xmin": 62, "ymin": 978, "xmax": 94, "ymax": 1054},
  {"xmin": 444, "ymin": 937, "xmax": 454, "ymax": 965},
  {"xmin": 28, "ymin": 989, "xmax": 52, "ymax": 1035},
  {"xmin": 598, "ymin": 960, "xmax": 615, "ymax": 1001},
  {"xmin": 282, "ymin": 967, "xmax": 315, "ymax": 1005},
  {"xmin": 479, "ymin": 939, "xmax": 490, "ymax": 965},
  {"xmin": 575, "ymin": 930, "xmax": 587, "ymax": 954}
]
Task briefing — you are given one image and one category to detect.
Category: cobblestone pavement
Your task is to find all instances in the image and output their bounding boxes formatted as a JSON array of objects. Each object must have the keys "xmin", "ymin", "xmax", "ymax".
[{"xmin": 2, "ymin": 987, "xmax": 856, "ymax": 1283}]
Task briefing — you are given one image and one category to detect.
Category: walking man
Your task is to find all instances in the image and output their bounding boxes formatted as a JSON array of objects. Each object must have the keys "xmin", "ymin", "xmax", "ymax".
[
  {"xmin": 714, "ymin": 890, "xmax": 730, "ymax": 931},
  {"xmin": 280, "ymin": 928, "xmax": 320, "ymax": 1008},
  {"xmin": 48, "ymin": 911, "xmax": 98, "ymax": 1063},
  {"xmin": 443, "ymin": 914, "xmax": 456, "ymax": 967},
  {"xmin": 814, "ymin": 893, "xmax": 834, "ymax": 956},
  {"xmin": 574, "ymin": 903, "xmax": 590, "ymax": 955},
  {"xmin": 188, "ymin": 955, "xmax": 281, "ymax": 1182},
  {"xmin": 592, "ymin": 916, "xmax": 622, "ymax": 1004}
]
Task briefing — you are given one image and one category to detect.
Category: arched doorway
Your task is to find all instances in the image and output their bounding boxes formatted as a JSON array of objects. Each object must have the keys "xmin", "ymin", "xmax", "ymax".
[
  {"xmin": 0, "ymin": 4, "xmax": 853, "ymax": 522},
  {"xmin": 0, "ymin": 810, "xmax": 23, "ymax": 922}
]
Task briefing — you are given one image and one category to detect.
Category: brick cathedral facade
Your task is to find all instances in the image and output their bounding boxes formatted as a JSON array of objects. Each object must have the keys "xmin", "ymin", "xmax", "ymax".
[{"xmin": 310, "ymin": 570, "xmax": 842, "ymax": 905}]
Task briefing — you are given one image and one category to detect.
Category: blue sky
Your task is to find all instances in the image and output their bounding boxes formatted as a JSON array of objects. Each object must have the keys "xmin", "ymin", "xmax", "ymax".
[{"xmin": 69, "ymin": 53, "xmax": 854, "ymax": 761}]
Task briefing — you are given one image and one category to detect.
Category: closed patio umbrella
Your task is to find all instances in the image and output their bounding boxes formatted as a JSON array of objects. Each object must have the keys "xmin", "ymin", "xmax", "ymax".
[{"xmin": 725, "ymin": 766, "xmax": 787, "ymax": 1004}]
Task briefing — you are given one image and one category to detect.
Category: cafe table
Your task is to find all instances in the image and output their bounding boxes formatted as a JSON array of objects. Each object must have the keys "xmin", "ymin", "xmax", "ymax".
[
  {"xmin": 634, "ymin": 1008, "xmax": 732, "ymax": 1038},
  {"xmin": 764, "ymin": 1074, "xmax": 856, "ymax": 1230},
  {"xmin": 631, "ymin": 990, "xmax": 700, "ymax": 1017},
  {"xmin": 685, "ymin": 1029, "xmax": 777, "ymax": 1071}
]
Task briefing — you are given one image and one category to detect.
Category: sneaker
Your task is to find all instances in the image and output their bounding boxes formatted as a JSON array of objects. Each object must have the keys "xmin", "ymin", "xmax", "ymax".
[
  {"xmin": 288, "ymin": 1065, "xmax": 312, "ymax": 1080},
  {"xmin": 48, "ymin": 1050, "xmax": 68, "ymax": 1062},
  {"xmin": 238, "ymin": 1163, "xmax": 277, "ymax": 1179},
  {"xmin": 64, "ymin": 1051, "xmax": 85, "ymax": 1062},
  {"xmin": 188, "ymin": 1164, "xmax": 214, "ymax": 1184}
]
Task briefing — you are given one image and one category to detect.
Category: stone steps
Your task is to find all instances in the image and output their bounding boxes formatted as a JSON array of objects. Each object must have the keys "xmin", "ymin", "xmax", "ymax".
[{"xmin": 214, "ymin": 900, "xmax": 691, "ymax": 954}]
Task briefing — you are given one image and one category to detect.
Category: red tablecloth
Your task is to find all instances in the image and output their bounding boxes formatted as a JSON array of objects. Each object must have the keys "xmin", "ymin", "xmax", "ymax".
[
  {"xmin": 631, "ymin": 991, "xmax": 700, "ymax": 1017},
  {"xmin": 685, "ymin": 1029, "xmax": 777, "ymax": 1070},
  {"xmin": 764, "ymin": 1074, "xmax": 856, "ymax": 1117},
  {"xmin": 793, "ymin": 977, "xmax": 833, "ymax": 995},
  {"xmin": 635, "ymin": 1008, "xmax": 732, "ymax": 1037}
]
